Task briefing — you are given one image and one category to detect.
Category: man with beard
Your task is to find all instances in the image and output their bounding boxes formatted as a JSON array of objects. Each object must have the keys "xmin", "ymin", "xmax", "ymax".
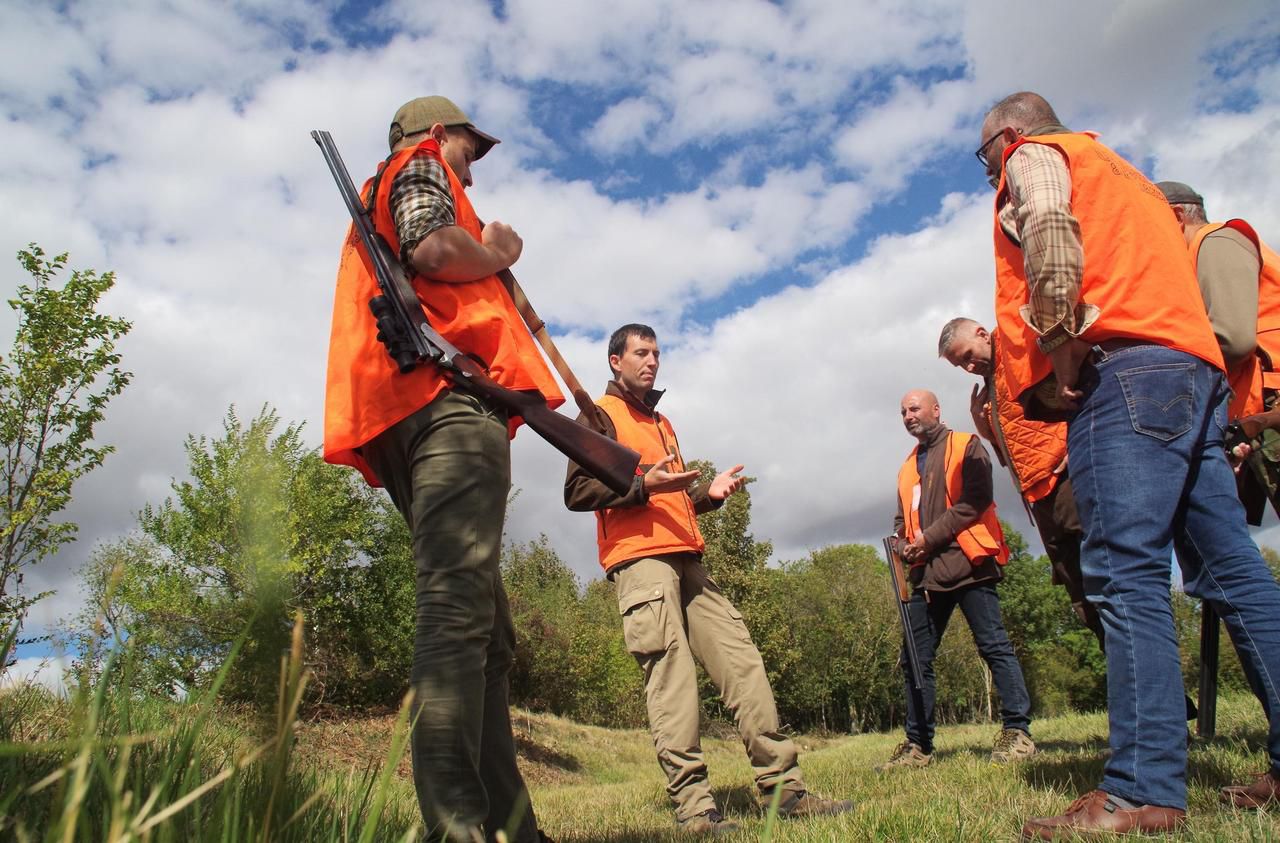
[
  {"xmin": 324, "ymin": 96, "xmax": 558, "ymax": 843},
  {"xmin": 882, "ymin": 388, "xmax": 1034, "ymax": 770}
]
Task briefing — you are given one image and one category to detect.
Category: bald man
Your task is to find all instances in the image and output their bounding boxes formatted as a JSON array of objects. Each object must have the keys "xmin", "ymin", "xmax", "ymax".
[{"xmin": 881, "ymin": 390, "xmax": 1034, "ymax": 770}]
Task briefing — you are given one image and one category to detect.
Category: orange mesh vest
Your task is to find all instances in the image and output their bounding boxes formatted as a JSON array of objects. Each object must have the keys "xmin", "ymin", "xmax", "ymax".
[
  {"xmin": 595, "ymin": 393, "xmax": 704, "ymax": 573},
  {"xmin": 1254, "ymin": 239, "xmax": 1280, "ymax": 392},
  {"xmin": 897, "ymin": 431, "xmax": 1009, "ymax": 566},
  {"xmin": 1189, "ymin": 220, "xmax": 1265, "ymax": 418},
  {"xmin": 993, "ymin": 132, "xmax": 1224, "ymax": 403},
  {"xmin": 989, "ymin": 332, "xmax": 1068, "ymax": 504},
  {"xmin": 323, "ymin": 138, "xmax": 563, "ymax": 485}
]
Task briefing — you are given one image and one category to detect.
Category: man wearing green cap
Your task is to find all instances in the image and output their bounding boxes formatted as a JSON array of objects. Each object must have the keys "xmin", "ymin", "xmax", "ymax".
[
  {"xmin": 1156, "ymin": 180, "xmax": 1280, "ymax": 811},
  {"xmin": 323, "ymin": 96, "xmax": 562, "ymax": 842},
  {"xmin": 1156, "ymin": 181, "xmax": 1280, "ymax": 520}
]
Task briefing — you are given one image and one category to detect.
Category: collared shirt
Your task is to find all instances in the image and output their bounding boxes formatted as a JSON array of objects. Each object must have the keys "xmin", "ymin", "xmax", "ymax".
[
  {"xmin": 387, "ymin": 150, "xmax": 456, "ymax": 272},
  {"xmin": 997, "ymin": 126, "xmax": 1098, "ymax": 345}
]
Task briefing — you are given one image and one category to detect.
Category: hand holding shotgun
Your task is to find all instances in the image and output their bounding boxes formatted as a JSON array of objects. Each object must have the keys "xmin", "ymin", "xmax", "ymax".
[{"xmin": 1226, "ymin": 407, "xmax": 1280, "ymax": 461}]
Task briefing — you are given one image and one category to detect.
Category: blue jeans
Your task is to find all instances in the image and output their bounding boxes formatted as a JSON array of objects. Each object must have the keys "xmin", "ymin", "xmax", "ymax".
[
  {"xmin": 901, "ymin": 581, "xmax": 1032, "ymax": 753},
  {"xmin": 1068, "ymin": 342, "xmax": 1280, "ymax": 810}
]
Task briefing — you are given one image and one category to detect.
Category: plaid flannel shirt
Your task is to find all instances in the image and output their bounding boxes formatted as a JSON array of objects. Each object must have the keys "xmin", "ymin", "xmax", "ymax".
[
  {"xmin": 388, "ymin": 150, "xmax": 456, "ymax": 273},
  {"xmin": 998, "ymin": 138, "xmax": 1098, "ymax": 350}
]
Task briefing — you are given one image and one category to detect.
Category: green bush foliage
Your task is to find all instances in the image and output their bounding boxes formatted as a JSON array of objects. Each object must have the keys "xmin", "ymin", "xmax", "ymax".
[{"xmin": 74, "ymin": 406, "xmax": 414, "ymax": 706}]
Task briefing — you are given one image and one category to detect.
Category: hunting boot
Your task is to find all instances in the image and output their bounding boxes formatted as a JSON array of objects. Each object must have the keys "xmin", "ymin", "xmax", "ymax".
[
  {"xmin": 771, "ymin": 789, "xmax": 855, "ymax": 818},
  {"xmin": 875, "ymin": 740, "xmax": 932, "ymax": 771},
  {"xmin": 677, "ymin": 809, "xmax": 740, "ymax": 835},
  {"xmin": 991, "ymin": 728, "xmax": 1036, "ymax": 763},
  {"xmin": 1220, "ymin": 770, "xmax": 1280, "ymax": 809}
]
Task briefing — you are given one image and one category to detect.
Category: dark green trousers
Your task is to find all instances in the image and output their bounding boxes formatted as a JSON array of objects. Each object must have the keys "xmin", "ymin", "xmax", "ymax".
[{"xmin": 363, "ymin": 389, "xmax": 537, "ymax": 843}]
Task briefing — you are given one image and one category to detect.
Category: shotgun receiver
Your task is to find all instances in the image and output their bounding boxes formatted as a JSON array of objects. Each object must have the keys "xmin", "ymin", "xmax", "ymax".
[
  {"xmin": 311, "ymin": 130, "xmax": 641, "ymax": 496},
  {"xmin": 883, "ymin": 536, "xmax": 925, "ymax": 691}
]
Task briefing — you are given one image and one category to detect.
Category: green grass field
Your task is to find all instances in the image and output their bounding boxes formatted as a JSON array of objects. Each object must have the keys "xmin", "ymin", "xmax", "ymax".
[
  {"xmin": 3, "ymin": 641, "xmax": 1277, "ymax": 843},
  {"xmin": 288, "ymin": 694, "xmax": 1278, "ymax": 842}
]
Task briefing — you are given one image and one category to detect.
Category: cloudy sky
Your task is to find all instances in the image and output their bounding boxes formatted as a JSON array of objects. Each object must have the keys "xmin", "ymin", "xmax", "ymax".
[{"xmin": 5, "ymin": 0, "xmax": 1280, "ymax": 667}]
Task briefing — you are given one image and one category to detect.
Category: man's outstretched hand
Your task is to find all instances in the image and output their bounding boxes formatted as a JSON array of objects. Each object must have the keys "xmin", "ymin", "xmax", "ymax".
[
  {"xmin": 643, "ymin": 454, "xmax": 700, "ymax": 494},
  {"xmin": 708, "ymin": 464, "xmax": 746, "ymax": 501}
]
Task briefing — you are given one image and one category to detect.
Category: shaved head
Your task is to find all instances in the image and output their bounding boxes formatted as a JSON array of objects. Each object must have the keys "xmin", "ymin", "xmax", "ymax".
[
  {"xmin": 902, "ymin": 389, "xmax": 939, "ymax": 408},
  {"xmin": 978, "ymin": 91, "xmax": 1064, "ymax": 190},
  {"xmin": 982, "ymin": 91, "xmax": 1060, "ymax": 137},
  {"xmin": 900, "ymin": 389, "xmax": 942, "ymax": 442}
]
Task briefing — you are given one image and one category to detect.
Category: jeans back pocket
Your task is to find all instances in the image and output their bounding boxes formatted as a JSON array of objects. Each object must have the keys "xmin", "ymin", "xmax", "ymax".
[{"xmin": 1115, "ymin": 363, "xmax": 1195, "ymax": 441}]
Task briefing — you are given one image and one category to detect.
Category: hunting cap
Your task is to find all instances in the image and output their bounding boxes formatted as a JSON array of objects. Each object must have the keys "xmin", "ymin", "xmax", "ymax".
[
  {"xmin": 388, "ymin": 96, "xmax": 500, "ymax": 157},
  {"xmin": 1155, "ymin": 181, "xmax": 1204, "ymax": 206}
]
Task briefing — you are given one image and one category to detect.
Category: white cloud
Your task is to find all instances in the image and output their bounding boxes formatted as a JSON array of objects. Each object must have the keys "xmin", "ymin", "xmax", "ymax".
[
  {"xmin": 1, "ymin": 656, "xmax": 72, "ymax": 695},
  {"xmin": 1151, "ymin": 103, "xmax": 1280, "ymax": 237},
  {"xmin": 833, "ymin": 77, "xmax": 979, "ymax": 191},
  {"xmin": 587, "ymin": 98, "xmax": 664, "ymax": 155}
]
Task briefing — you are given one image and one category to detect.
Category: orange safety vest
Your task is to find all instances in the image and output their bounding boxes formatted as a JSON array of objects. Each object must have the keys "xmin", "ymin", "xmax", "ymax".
[
  {"xmin": 594, "ymin": 393, "xmax": 704, "ymax": 572},
  {"xmin": 896, "ymin": 431, "xmax": 1009, "ymax": 566},
  {"xmin": 1188, "ymin": 220, "xmax": 1266, "ymax": 419},
  {"xmin": 993, "ymin": 132, "xmax": 1224, "ymax": 404},
  {"xmin": 323, "ymin": 138, "xmax": 563, "ymax": 485},
  {"xmin": 989, "ymin": 331, "xmax": 1068, "ymax": 504}
]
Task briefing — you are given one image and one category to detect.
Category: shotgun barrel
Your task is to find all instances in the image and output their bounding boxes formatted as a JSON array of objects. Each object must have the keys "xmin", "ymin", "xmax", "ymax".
[{"xmin": 884, "ymin": 537, "xmax": 925, "ymax": 691}]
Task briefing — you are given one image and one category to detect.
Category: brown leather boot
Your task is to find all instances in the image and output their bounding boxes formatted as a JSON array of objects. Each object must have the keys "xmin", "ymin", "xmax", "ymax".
[
  {"xmin": 773, "ymin": 790, "xmax": 855, "ymax": 818},
  {"xmin": 1220, "ymin": 770, "xmax": 1280, "ymax": 809},
  {"xmin": 677, "ymin": 809, "xmax": 740, "ymax": 835},
  {"xmin": 1020, "ymin": 790, "xmax": 1186, "ymax": 840}
]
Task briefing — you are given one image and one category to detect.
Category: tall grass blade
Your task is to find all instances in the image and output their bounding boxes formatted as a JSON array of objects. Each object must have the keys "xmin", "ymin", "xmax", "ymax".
[
  {"xmin": 759, "ymin": 783, "xmax": 785, "ymax": 842},
  {"xmin": 355, "ymin": 689, "xmax": 417, "ymax": 843}
]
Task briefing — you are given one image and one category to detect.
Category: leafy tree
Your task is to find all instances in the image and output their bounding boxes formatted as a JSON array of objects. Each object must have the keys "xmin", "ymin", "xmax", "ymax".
[
  {"xmin": 501, "ymin": 536, "xmax": 646, "ymax": 727},
  {"xmin": 503, "ymin": 535, "xmax": 579, "ymax": 713},
  {"xmin": 692, "ymin": 458, "xmax": 774, "ymax": 605},
  {"xmin": 767, "ymin": 544, "xmax": 904, "ymax": 732},
  {"xmin": 995, "ymin": 521, "xmax": 1106, "ymax": 714},
  {"xmin": 77, "ymin": 406, "xmax": 413, "ymax": 704},
  {"xmin": 1, "ymin": 245, "xmax": 131, "ymax": 635}
]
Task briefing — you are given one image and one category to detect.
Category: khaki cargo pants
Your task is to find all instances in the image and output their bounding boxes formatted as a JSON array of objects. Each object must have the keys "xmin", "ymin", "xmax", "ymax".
[{"xmin": 613, "ymin": 553, "xmax": 804, "ymax": 821}]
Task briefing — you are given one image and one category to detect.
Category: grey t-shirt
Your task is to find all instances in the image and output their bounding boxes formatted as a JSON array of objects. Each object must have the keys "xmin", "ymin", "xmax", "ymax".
[{"xmin": 1196, "ymin": 225, "xmax": 1262, "ymax": 367}]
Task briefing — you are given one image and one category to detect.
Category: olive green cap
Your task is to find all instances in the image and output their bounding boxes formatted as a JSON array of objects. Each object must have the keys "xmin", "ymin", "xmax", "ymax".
[{"xmin": 388, "ymin": 96, "xmax": 500, "ymax": 157}]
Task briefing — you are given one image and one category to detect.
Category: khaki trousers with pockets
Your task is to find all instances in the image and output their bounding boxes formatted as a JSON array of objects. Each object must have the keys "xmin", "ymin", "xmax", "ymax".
[{"xmin": 613, "ymin": 553, "xmax": 804, "ymax": 820}]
